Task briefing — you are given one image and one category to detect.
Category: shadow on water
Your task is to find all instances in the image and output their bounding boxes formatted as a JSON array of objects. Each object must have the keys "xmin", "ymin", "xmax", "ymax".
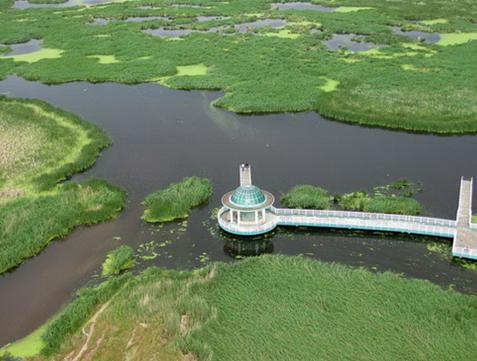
[{"xmin": 0, "ymin": 76, "xmax": 476, "ymax": 345}]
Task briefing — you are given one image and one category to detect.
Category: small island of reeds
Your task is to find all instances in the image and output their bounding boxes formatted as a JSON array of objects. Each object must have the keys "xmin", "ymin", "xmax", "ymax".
[
  {"xmin": 281, "ymin": 179, "xmax": 423, "ymax": 215},
  {"xmin": 142, "ymin": 176, "xmax": 213, "ymax": 223}
]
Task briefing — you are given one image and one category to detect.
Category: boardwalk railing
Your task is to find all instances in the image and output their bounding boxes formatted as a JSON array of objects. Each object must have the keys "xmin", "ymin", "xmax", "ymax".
[{"xmin": 271, "ymin": 207, "xmax": 455, "ymax": 227}]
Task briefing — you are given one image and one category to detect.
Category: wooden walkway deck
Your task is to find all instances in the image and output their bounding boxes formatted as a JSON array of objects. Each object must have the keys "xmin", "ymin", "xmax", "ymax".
[{"xmin": 452, "ymin": 178, "xmax": 477, "ymax": 259}]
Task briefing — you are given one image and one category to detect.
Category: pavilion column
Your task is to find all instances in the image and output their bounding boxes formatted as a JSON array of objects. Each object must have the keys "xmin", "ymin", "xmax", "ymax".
[
  {"xmin": 237, "ymin": 211, "xmax": 241, "ymax": 225},
  {"xmin": 262, "ymin": 209, "xmax": 266, "ymax": 220},
  {"xmin": 255, "ymin": 210, "xmax": 258, "ymax": 224},
  {"xmin": 230, "ymin": 209, "xmax": 234, "ymax": 223}
]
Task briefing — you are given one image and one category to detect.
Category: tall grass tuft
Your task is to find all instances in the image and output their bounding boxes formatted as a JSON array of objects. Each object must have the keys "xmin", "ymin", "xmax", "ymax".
[
  {"xmin": 280, "ymin": 185, "xmax": 333, "ymax": 209},
  {"xmin": 102, "ymin": 245, "xmax": 136, "ymax": 276},
  {"xmin": 142, "ymin": 176, "xmax": 213, "ymax": 222}
]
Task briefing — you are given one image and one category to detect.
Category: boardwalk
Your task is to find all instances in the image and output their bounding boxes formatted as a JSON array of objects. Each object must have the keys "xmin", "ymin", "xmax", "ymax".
[
  {"xmin": 452, "ymin": 178, "xmax": 477, "ymax": 259},
  {"xmin": 218, "ymin": 177, "xmax": 477, "ymax": 261}
]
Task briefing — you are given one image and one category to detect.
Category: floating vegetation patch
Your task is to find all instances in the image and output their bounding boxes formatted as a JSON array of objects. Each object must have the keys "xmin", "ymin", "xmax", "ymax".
[
  {"xmin": 401, "ymin": 64, "xmax": 431, "ymax": 72},
  {"xmin": 271, "ymin": 2, "xmax": 336, "ymax": 12},
  {"xmin": 392, "ymin": 27, "xmax": 441, "ymax": 44},
  {"xmin": 319, "ymin": 76, "xmax": 339, "ymax": 92},
  {"xmin": 335, "ymin": 6, "xmax": 375, "ymax": 13},
  {"xmin": 176, "ymin": 63, "xmax": 208, "ymax": 76},
  {"xmin": 421, "ymin": 18, "xmax": 449, "ymax": 25},
  {"xmin": 265, "ymin": 29, "xmax": 300, "ymax": 39},
  {"xmin": 437, "ymin": 32, "xmax": 477, "ymax": 46},
  {"xmin": 427, "ymin": 242, "xmax": 477, "ymax": 271},
  {"xmin": 1, "ymin": 48, "xmax": 63, "ymax": 63},
  {"xmin": 324, "ymin": 33, "xmax": 376, "ymax": 51},
  {"xmin": 234, "ymin": 19, "xmax": 287, "ymax": 33},
  {"xmin": 87, "ymin": 54, "xmax": 120, "ymax": 64}
]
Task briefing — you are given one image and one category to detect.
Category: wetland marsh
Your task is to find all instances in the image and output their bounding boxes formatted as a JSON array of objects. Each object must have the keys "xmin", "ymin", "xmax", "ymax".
[{"xmin": 1, "ymin": 0, "xmax": 477, "ymax": 358}]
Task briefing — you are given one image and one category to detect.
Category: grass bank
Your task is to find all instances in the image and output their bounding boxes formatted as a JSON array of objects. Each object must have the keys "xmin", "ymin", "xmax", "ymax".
[
  {"xmin": 0, "ymin": 1, "xmax": 477, "ymax": 133},
  {"xmin": 20, "ymin": 255, "xmax": 477, "ymax": 361},
  {"xmin": 0, "ymin": 96, "xmax": 125, "ymax": 273},
  {"xmin": 142, "ymin": 176, "xmax": 212, "ymax": 222}
]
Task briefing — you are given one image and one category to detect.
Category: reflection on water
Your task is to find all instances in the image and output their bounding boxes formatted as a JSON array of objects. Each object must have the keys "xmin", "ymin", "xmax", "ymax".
[
  {"xmin": 324, "ymin": 33, "xmax": 376, "ymax": 51},
  {"xmin": 0, "ymin": 76, "xmax": 476, "ymax": 346},
  {"xmin": 392, "ymin": 26, "xmax": 441, "ymax": 43},
  {"xmin": 224, "ymin": 239, "xmax": 274, "ymax": 257},
  {"xmin": 271, "ymin": 2, "xmax": 336, "ymax": 11}
]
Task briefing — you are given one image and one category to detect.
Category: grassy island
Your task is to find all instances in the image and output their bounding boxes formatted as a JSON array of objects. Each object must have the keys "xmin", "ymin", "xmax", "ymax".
[
  {"xmin": 8, "ymin": 255, "xmax": 476, "ymax": 360},
  {"xmin": 0, "ymin": 96, "xmax": 125, "ymax": 274},
  {"xmin": 280, "ymin": 184, "xmax": 333, "ymax": 209},
  {"xmin": 0, "ymin": 0, "xmax": 477, "ymax": 133},
  {"xmin": 281, "ymin": 179, "xmax": 422, "ymax": 215},
  {"xmin": 142, "ymin": 176, "xmax": 212, "ymax": 223}
]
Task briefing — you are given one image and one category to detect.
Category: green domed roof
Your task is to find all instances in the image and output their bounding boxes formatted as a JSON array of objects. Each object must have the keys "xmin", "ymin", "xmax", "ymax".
[{"xmin": 230, "ymin": 185, "xmax": 266, "ymax": 208}]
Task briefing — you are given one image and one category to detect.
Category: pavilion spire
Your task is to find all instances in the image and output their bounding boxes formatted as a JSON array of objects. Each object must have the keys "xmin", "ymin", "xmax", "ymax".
[{"xmin": 240, "ymin": 163, "xmax": 252, "ymax": 186}]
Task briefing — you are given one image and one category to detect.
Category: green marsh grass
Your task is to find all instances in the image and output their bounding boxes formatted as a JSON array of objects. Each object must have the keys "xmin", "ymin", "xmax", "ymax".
[
  {"xmin": 0, "ymin": 180, "xmax": 125, "ymax": 274},
  {"xmin": 101, "ymin": 245, "xmax": 136, "ymax": 276},
  {"xmin": 27, "ymin": 255, "xmax": 477, "ymax": 361},
  {"xmin": 280, "ymin": 184, "xmax": 333, "ymax": 209},
  {"xmin": 0, "ymin": 0, "xmax": 477, "ymax": 132},
  {"xmin": 0, "ymin": 97, "xmax": 125, "ymax": 273},
  {"xmin": 142, "ymin": 176, "xmax": 212, "ymax": 223}
]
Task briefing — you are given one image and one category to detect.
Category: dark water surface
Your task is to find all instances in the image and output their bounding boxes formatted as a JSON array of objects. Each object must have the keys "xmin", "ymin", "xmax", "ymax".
[
  {"xmin": 1, "ymin": 39, "xmax": 43, "ymax": 56},
  {"xmin": 13, "ymin": 0, "xmax": 117, "ymax": 9},
  {"xmin": 392, "ymin": 26, "xmax": 441, "ymax": 43},
  {"xmin": 271, "ymin": 2, "xmax": 336, "ymax": 12},
  {"xmin": 324, "ymin": 33, "xmax": 376, "ymax": 51},
  {"xmin": 0, "ymin": 76, "xmax": 477, "ymax": 346}
]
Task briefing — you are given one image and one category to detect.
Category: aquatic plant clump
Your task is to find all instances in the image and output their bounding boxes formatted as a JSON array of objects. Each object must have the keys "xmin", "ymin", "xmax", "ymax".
[
  {"xmin": 26, "ymin": 255, "xmax": 477, "ymax": 360},
  {"xmin": 142, "ymin": 176, "xmax": 213, "ymax": 222},
  {"xmin": 280, "ymin": 185, "xmax": 333, "ymax": 209},
  {"xmin": 362, "ymin": 195, "xmax": 422, "ymax": 215},
  {"xmin": 101, "ymin": 245, "xmax": 136, "ymax": 276}
]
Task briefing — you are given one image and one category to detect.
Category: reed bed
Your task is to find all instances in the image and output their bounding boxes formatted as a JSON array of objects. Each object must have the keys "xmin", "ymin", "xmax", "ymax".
[
  {"xmin": 24, "ymin": 255, "xmax": 477, "ymax": 361},
  {"xmin": 142, "ymin": 176, "xmax": 212, "ymax": 222}
]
